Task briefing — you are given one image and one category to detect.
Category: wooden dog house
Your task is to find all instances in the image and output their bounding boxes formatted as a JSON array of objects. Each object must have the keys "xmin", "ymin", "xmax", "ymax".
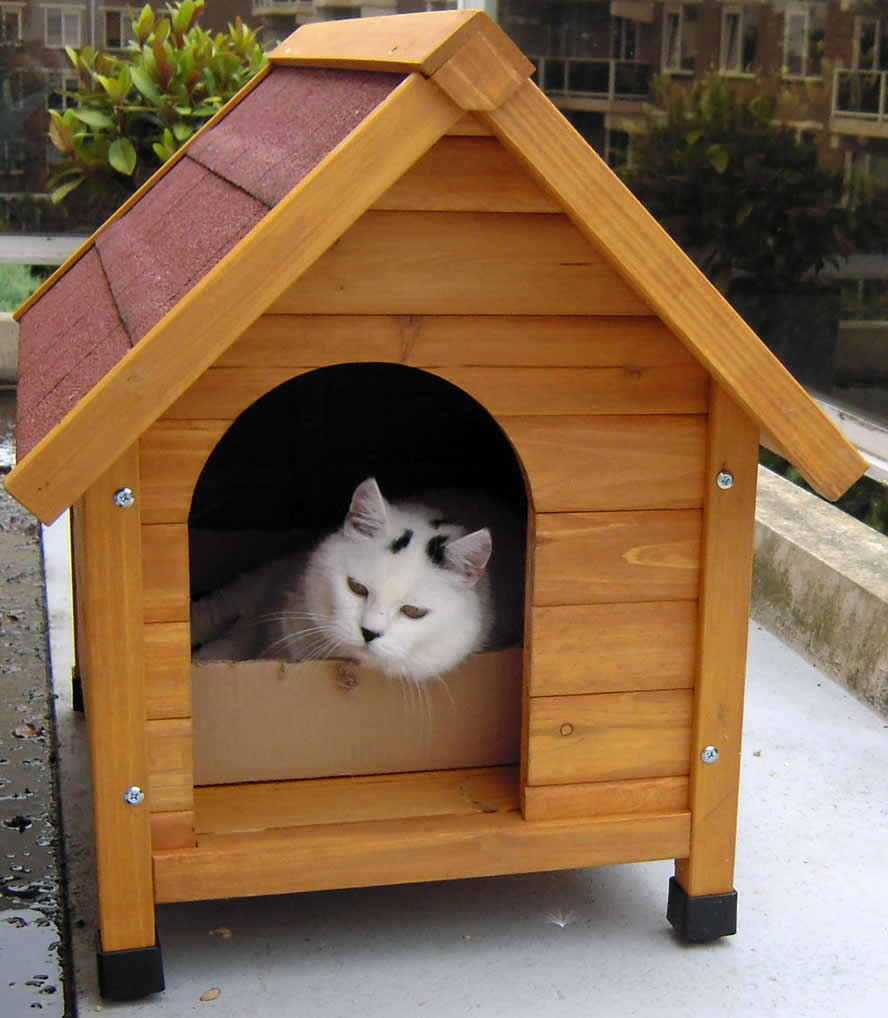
[{"xmin": 7, "ymin": 10, "xmax": 866, "ymax": 1000}]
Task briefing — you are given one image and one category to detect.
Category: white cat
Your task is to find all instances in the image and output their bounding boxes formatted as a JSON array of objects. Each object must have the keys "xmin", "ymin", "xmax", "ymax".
[{"xmin": 190, "ymin": 478, "xmax": 524, "ymax": 681}]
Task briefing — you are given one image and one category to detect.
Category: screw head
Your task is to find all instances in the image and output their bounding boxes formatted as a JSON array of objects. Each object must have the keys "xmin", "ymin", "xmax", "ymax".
[
  {"xmin": 701, "ymin": 746, "xmax": 720, "ymax": 765},
  {"xmin": 113, "ymin": 487, "xmax": 135, "ymax": 509},
  {"xmin": 124, "ymin": 786, "xmax": 145, "ymax": 806},
  {"xmin": 716, "ymin": 471, "xmax": 734, "ymax": 490}
]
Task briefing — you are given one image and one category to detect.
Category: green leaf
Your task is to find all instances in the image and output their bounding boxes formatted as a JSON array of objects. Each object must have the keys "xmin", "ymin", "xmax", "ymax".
[
  {"xmin": 152, "ymin": 127, "xmax": 177, "ymax": 162},
  {"xmin": 48, "ymin": 110, "xmax": 77, "ymax": 152},
  {"xmin": 172, "ymin": 121, "xmax": 193, "ymax": 142},
  {"xmin": 685, "ymin": 129, "xmax": 703, "ymax": 146},
  {"xmin": 133, "ymin": 4, "xmax": 155, "ymax": 45},
  {"xmin": 707, "ymin": 144, "xmax": 730, "ymax": 174},
  {"xmin": 108, "ymin": 137, "xmax": 138, "ymax": 175},
  {"xmin": 50, "ymin": 176, "xmax": 85, "ymax": 203},
  {"xmin": 174, "ymin": 0, "xmax": 195, "ymax": 34},
  {"xmin": 70, "ymin": 107, "xmax": 116, "ymax": 129},
  {"xmin": 131, "ymin": 66, "xmax": 162, "ymax": 103},
  {"xmin": 95, "ymin": 74, "xmax": 123, "ymax": 104}
]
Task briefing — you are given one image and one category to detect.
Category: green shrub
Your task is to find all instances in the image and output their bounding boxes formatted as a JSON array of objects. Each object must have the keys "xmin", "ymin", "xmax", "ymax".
[
  {"xmin": 0, "ymin": 264, "xmax": 43, "ymax": 312},
  {"xmin": 621, "ymin": 73, "xmax": 850, "ymax": 293},
  {"xmin": 48, "ymin": 1, "xmax": 267, "ymax": 212}
]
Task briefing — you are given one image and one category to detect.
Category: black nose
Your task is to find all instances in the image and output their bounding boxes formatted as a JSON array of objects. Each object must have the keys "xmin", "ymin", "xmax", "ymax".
[{"xmin": 361, "ymin": 627, "xmax": 380, "ymax": 644}]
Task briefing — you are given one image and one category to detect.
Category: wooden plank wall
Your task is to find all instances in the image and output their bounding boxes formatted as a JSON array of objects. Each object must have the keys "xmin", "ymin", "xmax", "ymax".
[{"xmin": 137, "ymin": 133, "xmax": 708, "ymax": 842}]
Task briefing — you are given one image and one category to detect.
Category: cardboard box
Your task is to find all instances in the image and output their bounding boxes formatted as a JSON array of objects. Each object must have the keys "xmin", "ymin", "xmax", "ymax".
[{"xmin": 192, "ymin": 649, "xmax": 522, "ymax": 785}]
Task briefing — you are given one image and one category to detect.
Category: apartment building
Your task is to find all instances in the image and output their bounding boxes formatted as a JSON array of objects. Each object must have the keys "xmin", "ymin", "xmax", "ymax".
[
  {"xmin": 2, "ymin": 1, "xmax": 888, "ymax": 225},
  {"xmin": 500, "ymin": 1, "xmax": 888, "ymax": 180}
]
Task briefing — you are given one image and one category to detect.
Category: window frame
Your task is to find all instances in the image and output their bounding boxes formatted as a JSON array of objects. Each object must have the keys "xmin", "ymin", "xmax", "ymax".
[
  {"xmin": 783, "ymin": 2, "xmax": 826, "ymax": 79},
  {"xmin": 1, "ymin": 4, "xmax": 24, "ymax": 44},
  {"xmin": 43, "ymin": 5, "xmax": 84, "ymax": 49},
  {"xmin": 720, "ymin": 3, "xmax": 759, "ymax": 76},
  {"xmin": 102, "ymin": 6, "xmax": 136, "ymax": 50},
  {"xmin": 662, "ymin": 3, "xmax": 697, "ymax": 75}
]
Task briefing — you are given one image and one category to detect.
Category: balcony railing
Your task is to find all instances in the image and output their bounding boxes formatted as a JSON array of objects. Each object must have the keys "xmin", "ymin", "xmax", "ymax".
[
  {"xmin": 833, "ymin": 68, "xmax": 888, "ymax": 122},
  {"xmin": 531, "ymin": 57, "xmax": 652, "ymax": 101}
]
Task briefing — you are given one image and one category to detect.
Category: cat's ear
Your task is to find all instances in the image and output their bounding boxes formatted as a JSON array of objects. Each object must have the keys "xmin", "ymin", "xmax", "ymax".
[
  {"xmin": 444, "ymin": 528, "xmax": 491, "ymax": 586},
  {"xmin": 346, "ymin": 478, "xmax": 388, "ymax": 538}
]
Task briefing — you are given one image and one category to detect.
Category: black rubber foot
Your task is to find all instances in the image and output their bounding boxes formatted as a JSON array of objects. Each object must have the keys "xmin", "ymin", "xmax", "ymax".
[
  {"xmin": 71, "ymin": 672, "xmax": 84, "ymax": 713},
  {"xmin": 97, "ymin": 933, "xmax": 165, "ymax": 1000},
  {"xmin": 666, "ymin": 876, "xmax": 738, "ymax": 942}
]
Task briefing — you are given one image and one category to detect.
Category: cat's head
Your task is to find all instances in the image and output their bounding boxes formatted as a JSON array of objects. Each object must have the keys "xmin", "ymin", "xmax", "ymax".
[{"xmin": 305, "ymin": 478, "xmax": 493, "ymax": 681}]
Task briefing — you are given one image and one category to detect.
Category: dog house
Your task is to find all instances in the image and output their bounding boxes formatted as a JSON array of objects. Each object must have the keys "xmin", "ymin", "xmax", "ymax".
[{"xmin": 7, "ymin": 10, "xmax": 867, "ymax": 1001}]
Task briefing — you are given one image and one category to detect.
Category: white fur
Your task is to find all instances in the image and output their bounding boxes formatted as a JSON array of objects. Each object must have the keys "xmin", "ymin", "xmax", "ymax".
[{"xmin": 191, "ymin": 478, "xmax": 513, "ymax": 682}]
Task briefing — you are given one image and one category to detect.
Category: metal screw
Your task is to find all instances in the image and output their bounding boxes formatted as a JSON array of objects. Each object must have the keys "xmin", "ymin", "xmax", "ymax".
[
  {"xmin": 701, "ymin": 746, "xmax": 720, "ymax": 765},
  {"xmin": 113, "ymin": 487, "xmax": 135, "ymax": 509},
  {"xmin": 716, "ymin": 471, "xmax": 734, "ymax": 490},
  {"xmin": 124, "ymin": 786, "xmax": 145, "ymax": 806},
  {"xmin": 559, "ymin": 723, "xmax": 574, "ymax": 737}
]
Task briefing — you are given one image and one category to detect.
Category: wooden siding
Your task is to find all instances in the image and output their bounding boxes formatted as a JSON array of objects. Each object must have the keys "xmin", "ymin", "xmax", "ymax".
[
  {"xmin": 134, "ymin": 151, "xmax": 711, "ymax": 841},
  {"xmin": 139, "ymin": 309, "xmax": 705, "ymax": 828},
  {"xmin": 269, "ymin": 211, "xmax": 652, "ymax": 316}
]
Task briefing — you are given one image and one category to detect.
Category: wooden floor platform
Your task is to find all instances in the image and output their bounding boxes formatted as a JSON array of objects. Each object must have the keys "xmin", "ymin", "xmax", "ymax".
[{"xmin": 152, "ymin": 767, "xmax": 690, "ymax": 904}]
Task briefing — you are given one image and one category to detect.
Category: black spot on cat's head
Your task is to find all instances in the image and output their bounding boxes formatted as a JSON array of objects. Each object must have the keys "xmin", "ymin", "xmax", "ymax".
[
  {"xmin": 426, "ymin": 534, "xmax": 448, "ymax": 566},
  {"xmin": 390, "ymin": 529, "xmax": 413, "ymax": 553}
]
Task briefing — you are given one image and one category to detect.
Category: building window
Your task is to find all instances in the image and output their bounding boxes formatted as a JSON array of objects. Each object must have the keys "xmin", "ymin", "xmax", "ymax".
[
  {"xmin": 721, "ymin": 4, "xmax": 759, "ymax": 74},
  {"xmin": 0, "ymin": 137, "xmax": 25, "ymax": 174},
  {"xmin": 104, "ymin": 8, "xmax": 134, "ymax": 49},
  {"xmin": 47, "ymin": 69, "xmax": 79, "ymax": 111},
  {"xmin": 605, "ymin": 128, "xmax": 631, "ymax": 169},
  {"xmin": 0, "ymin": 67, "xmax": 24, "ymax": 110},
  {"xmin": 612, "ymin": 16, "xmax": 639, "ymax": 62},
  {"xmin": 45, "ymin": 6, "xmax": 84, "ymax": 48},
  {"xmin": 1, "ymin": 5, "xmax": 23, "ymax": 43},
  {"xmin": 783, "ymin": 3, "xmax": 826, "ymax": 78},
  {"xmin": 662, "ymin": 4, "xmax": 697, "ymax": 74},
  {"xmin": 853, "ymin": 16, "xmax": 888, "ymax": 72}
]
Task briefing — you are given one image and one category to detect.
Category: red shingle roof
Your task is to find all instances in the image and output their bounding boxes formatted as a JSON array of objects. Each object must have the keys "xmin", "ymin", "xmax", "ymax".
[{"xmin": 15, "ymin": 66, "xmax": 404, "ymax": 458}]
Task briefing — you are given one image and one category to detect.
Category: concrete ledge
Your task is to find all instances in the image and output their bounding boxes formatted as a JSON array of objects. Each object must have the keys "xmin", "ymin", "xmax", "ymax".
[
  {"xmin": 752, "ymin": 466, "xmax": 888, "ymax": 717},
  {"xmin": 0, "ymin": 313, "xmax": 17, "ymax": 387}
]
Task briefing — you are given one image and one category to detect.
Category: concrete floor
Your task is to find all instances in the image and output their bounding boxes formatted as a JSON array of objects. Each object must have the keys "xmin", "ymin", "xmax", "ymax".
[
  {"xmin": 0, "ymin": 394, "xmax": 67, "ymax": 1017},
  {"xmin": 37, "ymin": 514, "xmax": 888, "ymax": 1017}
]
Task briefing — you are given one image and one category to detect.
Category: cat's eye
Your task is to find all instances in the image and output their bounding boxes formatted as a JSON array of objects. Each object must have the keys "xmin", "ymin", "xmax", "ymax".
[
  {"xmin": 400, "ymin": 604, "xmax": 428, "ymax": 620},
  {"xmin": 347, "ymin": 577, "xmax": 368, "ymax": 597}
]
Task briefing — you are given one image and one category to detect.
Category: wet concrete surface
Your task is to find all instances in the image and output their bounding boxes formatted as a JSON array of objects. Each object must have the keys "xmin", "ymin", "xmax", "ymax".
[{"xmin": 0, "ymin": 391, "xmax": 68, "ymax": 1015}]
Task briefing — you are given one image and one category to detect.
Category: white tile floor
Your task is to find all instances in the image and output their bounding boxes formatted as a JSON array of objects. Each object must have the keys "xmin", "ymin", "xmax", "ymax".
[{"xmin": 43, "ymin": 516, "xmax": 888, "ymax": 1017}]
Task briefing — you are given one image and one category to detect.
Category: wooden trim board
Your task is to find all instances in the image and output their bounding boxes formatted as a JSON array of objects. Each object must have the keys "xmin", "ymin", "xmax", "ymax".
[
  {"xmin": 153, "ymin": 806, "xmax": 690, "ymax": 903},
  {"xmin": 74, "ymin": 447, "xmax": 156, "ymax": 952},
  {"xmin": 269, "ymin": 10, "xmax": 513, "ymax": 76},
  {"xmin": 674, "ymin": 384, "xmax": 759, "ymax": 898}
]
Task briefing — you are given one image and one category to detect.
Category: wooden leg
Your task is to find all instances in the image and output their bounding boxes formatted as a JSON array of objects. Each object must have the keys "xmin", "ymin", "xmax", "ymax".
[
  {"xmin": 73, "ymin": 448, "xmax": 163, "ymax": 995},
  {"xmin": 669, "ymin": 384, "xmax": 758, "ymax": 941}
]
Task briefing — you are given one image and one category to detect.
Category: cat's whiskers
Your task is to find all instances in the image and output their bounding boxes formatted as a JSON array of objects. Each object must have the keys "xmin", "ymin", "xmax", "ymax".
[
  {"xmin": 259, "ymin": 613, "xmax": 346, "ymax": 661},
  {"xmin": 390, "ymin": 665, "xmax": 435, "ymax": 729}
]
